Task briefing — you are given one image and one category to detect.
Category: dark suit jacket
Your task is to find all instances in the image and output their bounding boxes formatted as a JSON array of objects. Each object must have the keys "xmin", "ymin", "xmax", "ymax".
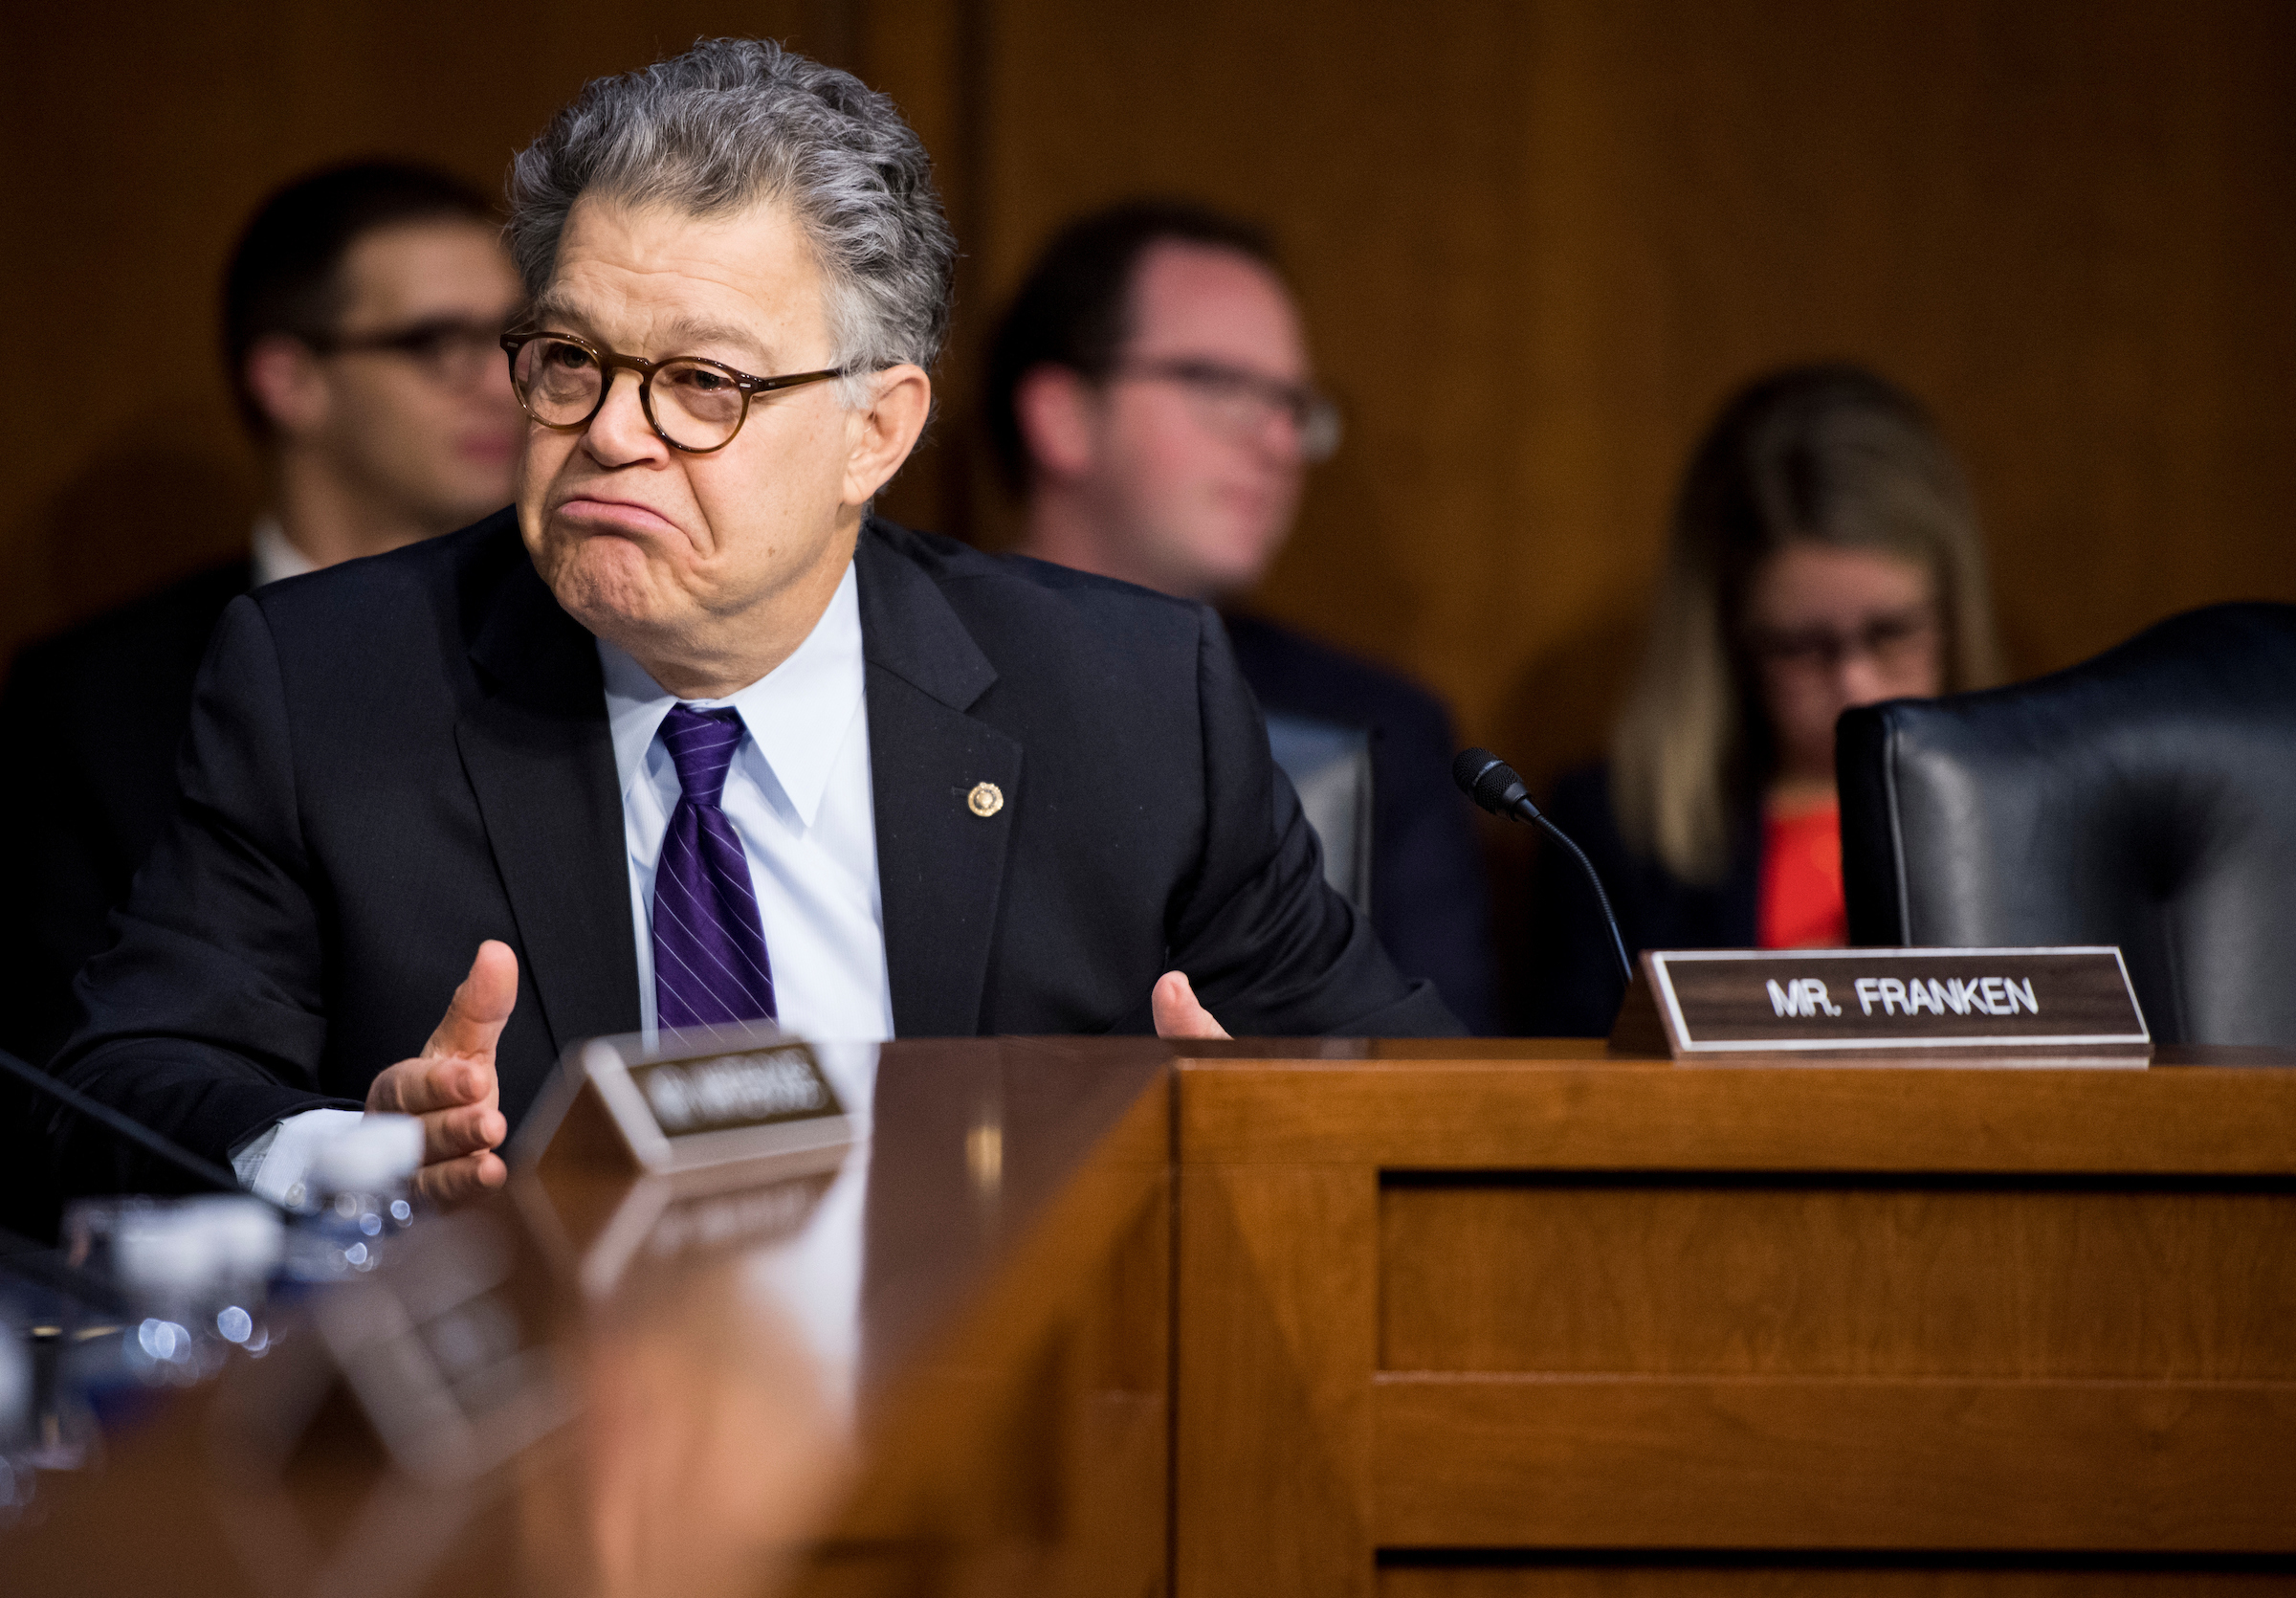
[
  {"xmin": 1223, "ymin": 615, "xmax": 1498, "ymax": 1033},
  {"xmin": 1516, "ymin": 764, "xmax": 1760, "ymax": 1036},
  {"xmin": 53, "ymin": 514, "xmax": 1457, "ymax": 1189},
  {"xmin": 0, "ymin": 560, "xmax": 253, "ymax": 1066}
]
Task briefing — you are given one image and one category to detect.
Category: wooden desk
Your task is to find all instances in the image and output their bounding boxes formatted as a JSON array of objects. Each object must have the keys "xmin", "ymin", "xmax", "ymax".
[
  {"xmin": 3, "ymin": 1038, "xmax": 1173, "ymax": 1598},
  {"xmin": 1173, "ymin": 1041, "xmax": 2296, "ymax": 1595},
  {"xmin": 10, "ymin": 1040, "xmax": 2295, "ymax": 1596}
]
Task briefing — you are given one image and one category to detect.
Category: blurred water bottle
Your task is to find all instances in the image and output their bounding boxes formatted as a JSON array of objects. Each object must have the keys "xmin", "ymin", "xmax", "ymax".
[
  {"xmin": 284, "ymin": 1115, "xmax": 424, "ymax": 1282},
  {"xmin": 130, "ymin": 1196, "xmax": 283, "ymax": 1383},
  {"xmin": 62, "ymin": 1193, "xmax": 286, "ymax": 1394}
]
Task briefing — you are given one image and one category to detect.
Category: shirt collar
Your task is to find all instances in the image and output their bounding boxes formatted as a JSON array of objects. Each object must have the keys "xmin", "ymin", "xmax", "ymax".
[
  {"xmin": 598, "ymin": 561, "xmax": 865, "ymax": 829},
  {"xmin": 250, "ymin": 516, "xmax": 320, "ymax": 588}
]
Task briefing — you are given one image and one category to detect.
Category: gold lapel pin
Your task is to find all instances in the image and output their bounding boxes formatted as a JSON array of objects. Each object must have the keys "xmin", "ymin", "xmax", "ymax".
[{"xmin": 966, "ymin": 781, "xmax": 1004, "ymax": 818}]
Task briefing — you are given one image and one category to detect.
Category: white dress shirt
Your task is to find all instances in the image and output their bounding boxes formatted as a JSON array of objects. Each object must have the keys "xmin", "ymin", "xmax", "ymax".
[
  {"xmin": 237, "ymin": 558, "xmax": 891, "ymax": 1204},
  {"xmin": 601, "ymin": 560, "xmax": 893, "ymax": 1045}
]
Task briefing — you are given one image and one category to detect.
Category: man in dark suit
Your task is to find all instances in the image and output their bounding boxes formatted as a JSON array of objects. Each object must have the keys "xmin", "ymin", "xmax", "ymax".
[
  {"xmin": 983, "ymin": 203, "xmax": 1499, "ymax": 1032},
  {"xmin": 0, "ymin": 161, "xmax": 524, "ymax": 1068},
  {"xmin": 52, "ymin": 40, "xmax": 1455, "ymax": 1207}
]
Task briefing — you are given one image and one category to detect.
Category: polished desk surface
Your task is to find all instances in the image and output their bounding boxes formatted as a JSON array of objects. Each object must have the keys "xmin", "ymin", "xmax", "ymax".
[
  {"xmin": 7, "ymin": 1040, "xmax": 2294, "ymax": 1598},
  {"xmin": 3, "ymin": 1037, "xmax": 1173, "ymax": 1598}
]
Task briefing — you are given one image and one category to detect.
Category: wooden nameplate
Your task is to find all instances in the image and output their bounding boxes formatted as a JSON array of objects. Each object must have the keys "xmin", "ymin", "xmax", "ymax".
[
  {"xmin": 512, "ymin": 1024, "xmax": 857, "ymax": 1296},
  {"xmin": 517, "ymin": 1023, "xmax": 856, "ymax": 1188},
  {"xmin": 1608, "ymin": 946, "xmax": 2151, "ymax": 1063}
]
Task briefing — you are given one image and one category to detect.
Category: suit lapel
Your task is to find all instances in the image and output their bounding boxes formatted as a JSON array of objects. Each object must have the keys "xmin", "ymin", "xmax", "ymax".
[
  {"xmin": 857, "ymin": 524, "xmax": 1023, "ymax": 1037},
  {"xmin": 454, "ymin": 550, "xmax": 641, "ymax": 1054}
]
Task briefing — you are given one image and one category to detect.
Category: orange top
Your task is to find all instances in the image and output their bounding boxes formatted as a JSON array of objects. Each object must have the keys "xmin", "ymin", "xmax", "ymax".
[{"xmin": 1757, "ymin": 800, "xmax": 1846, "ymax": 949}]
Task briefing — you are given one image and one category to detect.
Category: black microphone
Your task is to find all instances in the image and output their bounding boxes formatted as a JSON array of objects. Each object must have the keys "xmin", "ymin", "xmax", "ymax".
[
  {"xmin": 0, "ymin": 1047, "xmax": 262, "ymax": 1200},
  {"xmin": 1453, "ymin": 747, "xmax": 1635, "ymax": 988}
]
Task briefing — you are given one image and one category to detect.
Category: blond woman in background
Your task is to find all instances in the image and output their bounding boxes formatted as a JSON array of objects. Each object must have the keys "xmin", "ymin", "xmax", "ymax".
[{"xmin": 1518, "ymin": 364, "xmax": 2003, "ymax": 1034}]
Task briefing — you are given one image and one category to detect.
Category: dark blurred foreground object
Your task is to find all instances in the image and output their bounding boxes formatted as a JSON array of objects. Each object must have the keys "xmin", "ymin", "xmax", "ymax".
[{"xmin": 1841, "ymin": 601, "xmax": 2296, "ymax": 1046}]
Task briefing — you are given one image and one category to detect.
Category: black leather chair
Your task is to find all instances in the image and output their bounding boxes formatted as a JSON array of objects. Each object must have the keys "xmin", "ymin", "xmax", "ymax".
[
  {"xmin": 1265, "ymin": 712, "xmax": 1376, "ymax": 918},
  {"xmin": 1839, "ymin": 602, "xmax": 2296, "ymax": 1046}
]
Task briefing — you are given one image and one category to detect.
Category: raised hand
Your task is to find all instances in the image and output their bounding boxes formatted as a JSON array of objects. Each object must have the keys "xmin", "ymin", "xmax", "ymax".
[
  {"xmin": 1152, "ymin": 970, "xmax": 1232, "ymax": 1040},
  {"xmin": 364, "ymin": 940, "xmax": 519, "ymax": 1204}
]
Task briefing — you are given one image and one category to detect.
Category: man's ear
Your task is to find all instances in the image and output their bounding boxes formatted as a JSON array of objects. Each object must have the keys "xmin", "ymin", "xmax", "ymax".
[
  {"xmin": 1012, "ymin": 364, "xmax": 1098, "ymax": 483},
  {"xmin": 842, "ymin": 365, "xmax": 933, "ymax": 507},
  {"xmin": 242, "ymin": 335, "xmax": 330, "ymax": 440}
]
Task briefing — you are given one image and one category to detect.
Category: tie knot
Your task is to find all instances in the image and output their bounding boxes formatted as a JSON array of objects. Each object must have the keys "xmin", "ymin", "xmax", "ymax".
[{"xmin": 661, "ymin": 704, "xmax": 744, "ymax": 807}]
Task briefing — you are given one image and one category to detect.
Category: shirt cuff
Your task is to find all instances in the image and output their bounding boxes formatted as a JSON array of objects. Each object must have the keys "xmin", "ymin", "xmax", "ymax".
[{"xmin": 230, "ymin": 1108, "xmax": 367, "ymax": 1209}]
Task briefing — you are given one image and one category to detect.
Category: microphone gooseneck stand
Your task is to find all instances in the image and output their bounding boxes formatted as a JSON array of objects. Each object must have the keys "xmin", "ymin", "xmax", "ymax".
[{"xmin": 1452, "ymin": 746, "xmax": 1635, "ymax": 989}]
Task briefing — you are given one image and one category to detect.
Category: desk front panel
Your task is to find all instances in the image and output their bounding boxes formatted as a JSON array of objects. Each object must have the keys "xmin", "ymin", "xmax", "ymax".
[{"xmin": 1176, "ymin": 1046, "xmax": 2296, "ymax": 1597}]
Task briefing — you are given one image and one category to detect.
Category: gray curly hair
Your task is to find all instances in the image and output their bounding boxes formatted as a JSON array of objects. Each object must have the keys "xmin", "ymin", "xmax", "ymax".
[{"xmin": 508, "ymin": 38, "xmax": 955, "ymax": 405}]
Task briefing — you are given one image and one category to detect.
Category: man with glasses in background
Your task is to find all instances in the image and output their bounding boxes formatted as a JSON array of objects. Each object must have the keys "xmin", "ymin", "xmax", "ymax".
[
  {"xmin": 0, "ymin": 161, "xmax": 523, "ymax": 1070},
  {"xmin": 985, "ymin": 204, "xmax": 1498, "ymax": 1032}
]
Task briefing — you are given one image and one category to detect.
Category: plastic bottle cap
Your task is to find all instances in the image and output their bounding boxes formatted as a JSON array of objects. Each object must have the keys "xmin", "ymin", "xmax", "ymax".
[
  {"xmin": 177, "ymin": 1194, "xmax": 284, "ymax": 1278},
  {"xmin": 306, "ymin": 1114, "xmax": 425, "ymax": 1195},
  {"xmin": 115, "ymin": 1197, "xmax": 277, "ymax": 1296},
  {"xmin": 113, "ymin": 1203, "xmax": 220, "ymax": 1295}
]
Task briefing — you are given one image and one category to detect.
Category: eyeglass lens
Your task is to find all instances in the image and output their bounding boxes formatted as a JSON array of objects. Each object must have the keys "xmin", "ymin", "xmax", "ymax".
[
  {"xmin": 1752, "ymin": 607, "xmax": 1935, "ymax": 671},
  {"xmin": 511, "ymin": 337, "xmax": 750, "ymax": 451},
  {"xmin": 1140, "ymin": 361, "xmax": 1343, "ymax": 462},
  {"xmin": 405, "ymin": 326, "xmax": 502, "ymax": 385},
  {"xmin": 336, "ymin": 322, "xmax": 506, "ymax": 387}
]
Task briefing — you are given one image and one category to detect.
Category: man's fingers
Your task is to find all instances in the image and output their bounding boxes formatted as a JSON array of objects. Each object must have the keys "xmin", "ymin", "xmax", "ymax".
[
  {"xmin": 424, "ymin": 940, "xmax": 520, "ymax": 1062},
  {"xmin": 420, "ymin": 1102, "xmax": 508, "ymax": 1166},
  {"xmin": 367, "ymin": 1054, "xmax": 493, "ymax": 1116},
  {"xmin": 1152, "ymin": 970, "xmax": 1232, "ymax": 1040},
  {"xmin": 377, "ymin": 942, "xmax": 514, "ymax": 1119},
  {"xmin": 410, "ymin": 1148, "xmax": 508, "ymax": 1207}
]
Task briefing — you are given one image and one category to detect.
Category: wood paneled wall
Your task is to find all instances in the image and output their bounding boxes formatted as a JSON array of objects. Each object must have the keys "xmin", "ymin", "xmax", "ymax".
[
  {"xmin": 6, "ymin": 0, "xmax": 2291, "ymax": 789},
  {"xmin": 967, "ymin": 0, "xmax": 2296, "ymax": 787}
]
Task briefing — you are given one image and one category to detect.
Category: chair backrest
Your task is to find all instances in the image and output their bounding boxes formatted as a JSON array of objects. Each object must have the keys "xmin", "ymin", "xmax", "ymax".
[
  {"xmin": 1265, "ymin": 713, "xmax": 1376, "ymax": 918},
  {"xmin": 1839, "ymin": 602, "xmax": 2296, "ymax": 1045}
]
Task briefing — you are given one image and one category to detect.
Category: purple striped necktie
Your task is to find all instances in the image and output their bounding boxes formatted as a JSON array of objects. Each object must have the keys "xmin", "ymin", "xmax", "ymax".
[{"xmin": 652, "ymin": 704, "xmax": 777, "ymax": 1030}]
